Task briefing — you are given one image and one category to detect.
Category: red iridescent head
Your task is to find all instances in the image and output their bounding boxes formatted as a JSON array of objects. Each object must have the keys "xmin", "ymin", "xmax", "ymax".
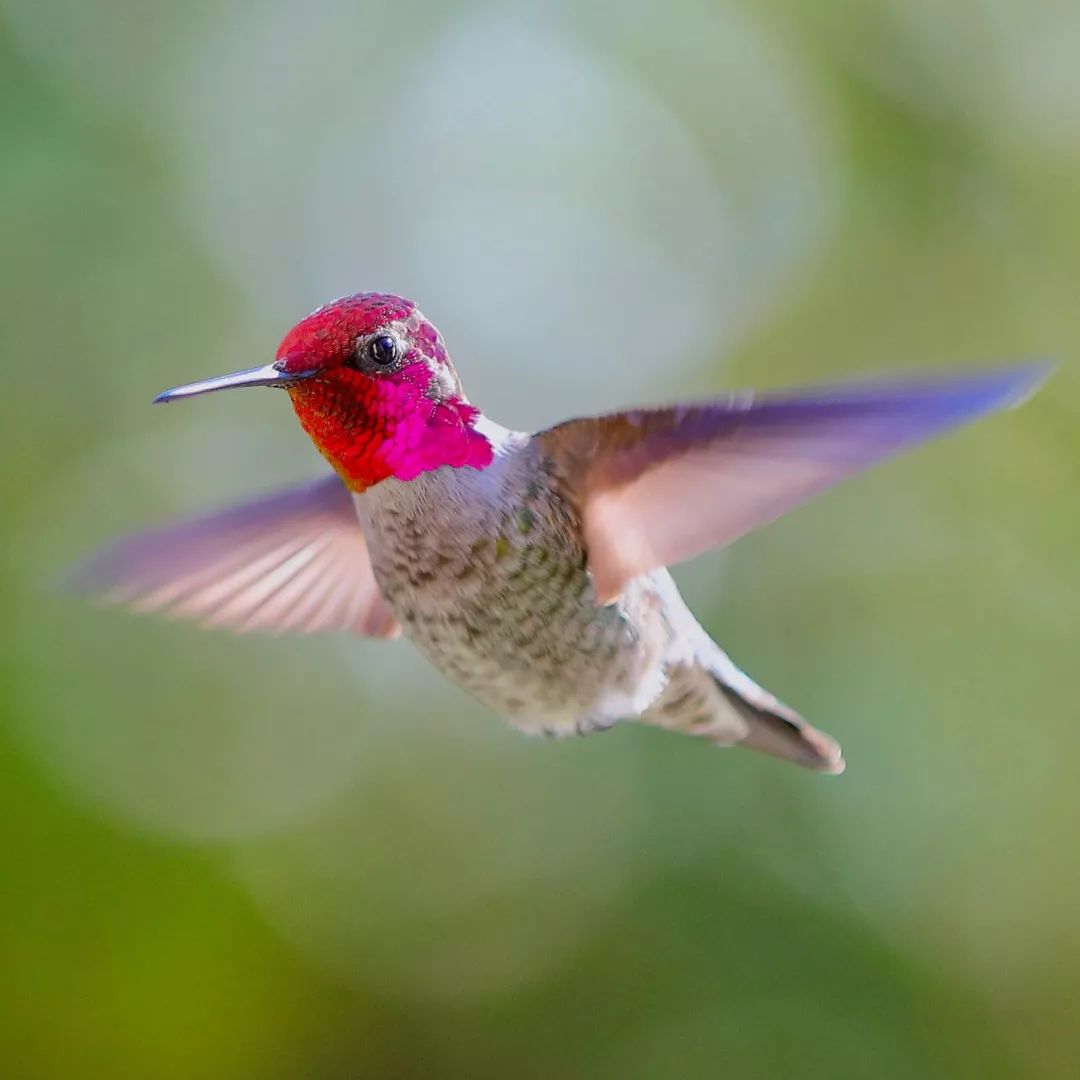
[
  {"xmin": 153, "ymin": 292, "xmax": 493, "ymax": 491},
  {"xmin": 273, "ymin": 293, "xmax": 493, "ymax": 491}
]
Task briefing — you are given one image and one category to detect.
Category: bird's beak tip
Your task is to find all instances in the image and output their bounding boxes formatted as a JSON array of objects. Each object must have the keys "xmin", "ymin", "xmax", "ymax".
[{"xmin": 150, "ymin": 363, "xmax": 307, "ymax": 405}]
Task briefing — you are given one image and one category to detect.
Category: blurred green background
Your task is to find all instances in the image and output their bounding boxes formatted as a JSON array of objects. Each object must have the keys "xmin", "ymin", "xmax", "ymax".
[{"xmin": 2, "ymin": 1, "xmax": 1078, "ymax": 1077}]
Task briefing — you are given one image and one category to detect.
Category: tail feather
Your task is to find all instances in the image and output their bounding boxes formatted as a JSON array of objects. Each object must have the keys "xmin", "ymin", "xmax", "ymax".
[
  {"xmin": 643, "ymin": 647, "xmax": 845, "ymax": 774},
  {"xmin": 715, "ymin": 678, "xmax": 845, "ymax": 774}
]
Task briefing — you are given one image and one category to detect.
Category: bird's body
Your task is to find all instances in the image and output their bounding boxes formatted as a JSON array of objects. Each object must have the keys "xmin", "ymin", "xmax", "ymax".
[
  {"xmin": 358, "ymin": 421, "xmax": 699, "ymax": 733},
  {"xmin": 75, "ymin": 292, "xmax": 1049, "ymax": 775},
  {"xmin": 355, "ymin": 423, "xmax": 652, "ymax": 735},
  {"xmin": 353, "ymin": 418, "xmax": 822, "ymax": 762}
]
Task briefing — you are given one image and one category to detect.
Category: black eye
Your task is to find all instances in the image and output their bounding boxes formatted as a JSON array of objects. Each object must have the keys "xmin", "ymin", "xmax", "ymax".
[{"xmin": 368, "ymin": 334, "xmax": 398, "ymax": 367}]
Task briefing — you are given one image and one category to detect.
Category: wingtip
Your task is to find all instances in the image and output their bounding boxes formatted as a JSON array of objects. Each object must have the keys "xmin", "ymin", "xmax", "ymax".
[
  {"xmin": 52, "ymin": 552, "xmax": 103, "ymax": 598},
  {"xmin": 997, "ymin": 359, "xmax": 1055, "ymax": 408},
  {"xmin": 920, "ymin": 359, "xmax": 1054, "ymax": 429},
  {"xmin": 58, "ymin": 535, "xmax": 144, "ymax": 600}
]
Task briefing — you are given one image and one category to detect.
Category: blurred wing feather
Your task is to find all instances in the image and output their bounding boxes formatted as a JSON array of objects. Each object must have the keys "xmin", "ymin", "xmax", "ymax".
[
  {"xmin": 539, "ymin": 364, "xmax": 1050, "ymax": 602},
  {"xmin": 71, "ymin": 474, "xmax": 400, "ymax": 639}
]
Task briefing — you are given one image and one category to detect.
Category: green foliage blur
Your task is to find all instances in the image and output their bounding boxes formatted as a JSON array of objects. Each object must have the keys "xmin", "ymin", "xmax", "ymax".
[{"xmin": 2, "ymin": 2, "xmax": 1077, "ymax": 1077}]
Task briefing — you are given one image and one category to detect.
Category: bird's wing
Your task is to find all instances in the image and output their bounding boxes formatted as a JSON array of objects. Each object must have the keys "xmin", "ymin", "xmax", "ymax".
[
  {"xmin": 538, "ymin": 364, "xmax": 1049, "ymax": 603},
  {"xmin": 70, "ymin": 474, "xmax": 401, "ymax": 638}
]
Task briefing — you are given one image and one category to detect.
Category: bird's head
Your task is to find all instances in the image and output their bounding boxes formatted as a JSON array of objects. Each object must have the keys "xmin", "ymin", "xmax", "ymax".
[{"xmin": 155, "ymin": 292, "xmax": 493, "ymax": 492}]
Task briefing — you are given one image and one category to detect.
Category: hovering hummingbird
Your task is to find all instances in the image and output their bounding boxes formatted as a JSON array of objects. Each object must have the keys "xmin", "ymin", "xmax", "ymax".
[{"xmin": 76, "ymin": 292, "xmax": 1049, "ymax": 774}]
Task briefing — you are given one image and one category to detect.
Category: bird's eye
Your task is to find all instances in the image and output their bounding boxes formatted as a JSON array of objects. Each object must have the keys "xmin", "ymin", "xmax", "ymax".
[{"xmin": 368, "ymin": 334, "xmax": 399, "ymax": 367}]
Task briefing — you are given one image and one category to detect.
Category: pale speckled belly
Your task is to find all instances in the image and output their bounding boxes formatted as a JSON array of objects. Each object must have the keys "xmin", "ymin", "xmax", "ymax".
[{"xmin": 356, "ymin": 466, "xmax": 673, "ymax": 732}]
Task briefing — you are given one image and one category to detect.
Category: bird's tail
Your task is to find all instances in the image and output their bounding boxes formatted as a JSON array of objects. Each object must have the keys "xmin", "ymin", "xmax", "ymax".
[{"xmin": 644, "ymin": 645, "xmax": 845, "ymax": 774}]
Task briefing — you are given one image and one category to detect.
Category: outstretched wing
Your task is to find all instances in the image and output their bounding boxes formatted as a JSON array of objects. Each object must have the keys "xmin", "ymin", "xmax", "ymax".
[
  {"xmin": 70, "ymin": 474, "xmax": 400, "ymax": 638},
  {"xmin": 539, "ymin": 364, "xmax": 1050, "ymax": 603}
]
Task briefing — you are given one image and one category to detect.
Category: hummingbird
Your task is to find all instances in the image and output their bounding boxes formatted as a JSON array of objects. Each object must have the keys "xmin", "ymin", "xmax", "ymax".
[{"xmin": 75, "ymin": 292, "xmax": 1050, "ymax": 774}]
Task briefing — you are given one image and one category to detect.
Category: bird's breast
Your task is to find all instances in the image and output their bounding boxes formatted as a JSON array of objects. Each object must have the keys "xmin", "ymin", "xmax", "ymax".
[{"xmin": 353, "ymin": 450, "xmax": 671, "ymax": 729}]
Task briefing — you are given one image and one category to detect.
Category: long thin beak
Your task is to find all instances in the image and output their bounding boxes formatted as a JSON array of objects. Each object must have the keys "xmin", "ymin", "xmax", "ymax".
[{"xmin": 153, "ymin": 363, "xmax": 314, "ymax": 404}]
